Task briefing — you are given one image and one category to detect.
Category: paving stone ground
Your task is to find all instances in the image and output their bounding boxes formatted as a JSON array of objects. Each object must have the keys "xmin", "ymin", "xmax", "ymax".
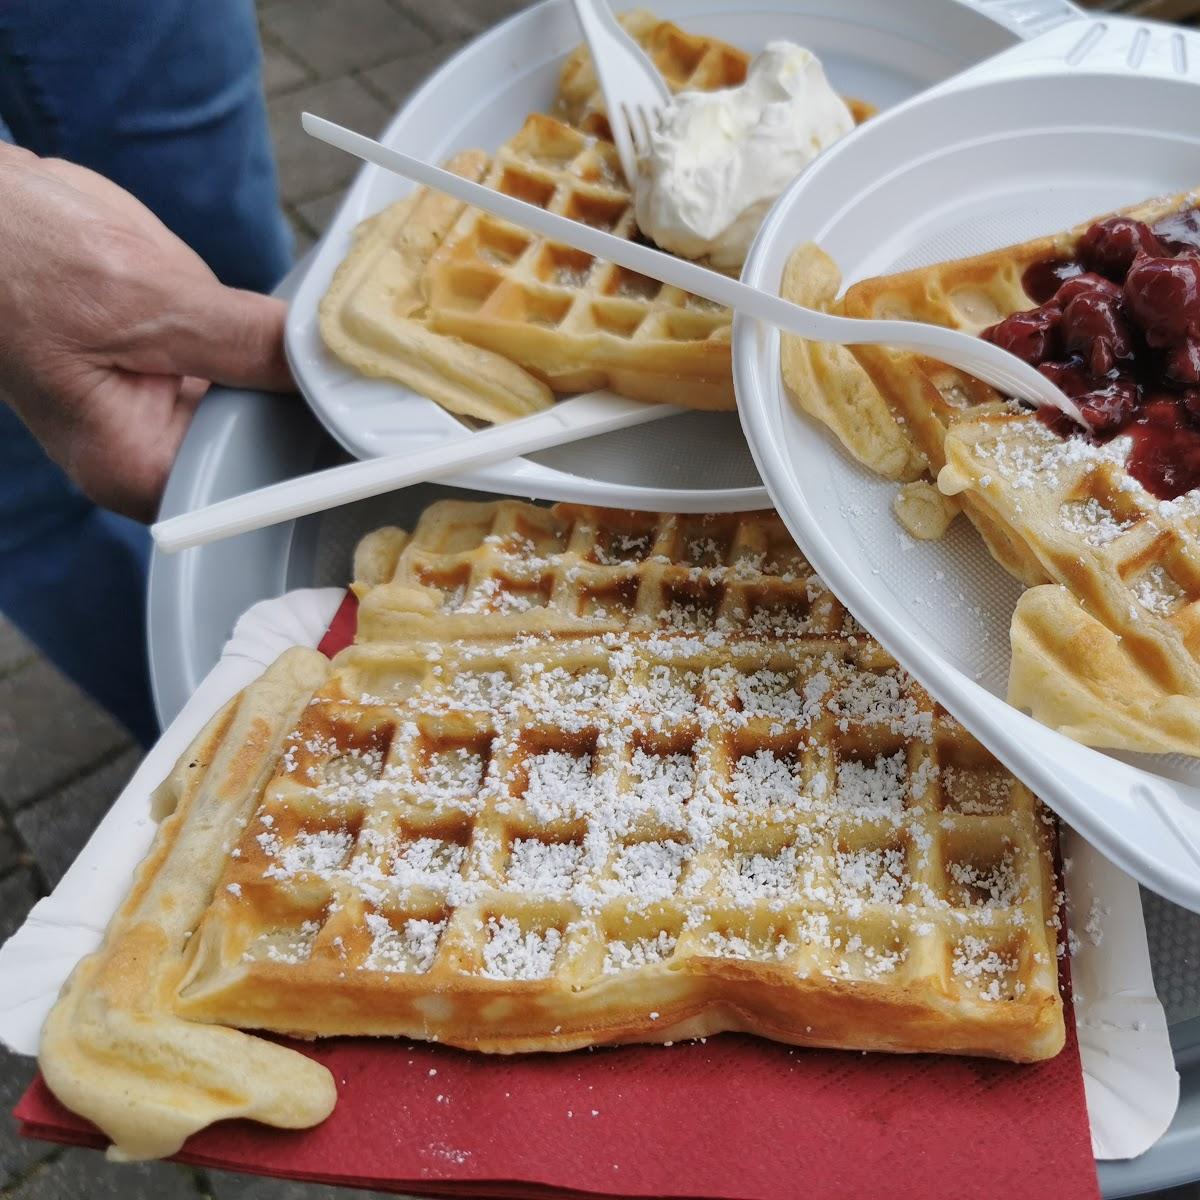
[{"xmin": 0, "ymin": 0, "xmax": 1197, "ymax": 1197}]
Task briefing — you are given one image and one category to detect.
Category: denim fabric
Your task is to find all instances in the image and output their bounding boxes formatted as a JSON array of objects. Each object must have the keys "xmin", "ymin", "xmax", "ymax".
[
  {"xmin": 0, "ymin": 0, "xmax": 291, "ymax": 290},
  {"xmin": 0, "ymin": 406, "xmax": 159, "ymax": 745},
  {"xmin": 0, "ymin": 0, "xmax": 291, "ymax": 743}
]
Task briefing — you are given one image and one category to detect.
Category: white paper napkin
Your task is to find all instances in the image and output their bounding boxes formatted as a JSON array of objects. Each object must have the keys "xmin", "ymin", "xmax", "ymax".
[{"xmin": 1066, "ymin": 835, "xmax": 1180, "ymax": 1159}]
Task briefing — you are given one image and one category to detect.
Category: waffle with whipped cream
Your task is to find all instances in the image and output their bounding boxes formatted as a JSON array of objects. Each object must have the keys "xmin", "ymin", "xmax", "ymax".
[
  {"xmin": 557, "ymin": 10, "xmax": 875, "ymax": 144},
  {"xmin": 781, "ymin": 191, "xmax": 1200, "ymax": 756},
  {"xmin": 419, "ymin": 112, "xmax": 735, "ymax": 409},
  {"xmin": 322, "ymin": 12, "xmax": 872, "ymax": 417},
  {"xmin": 40, "ymin": 501, "xmax": 1064, "ymax": 1162}
]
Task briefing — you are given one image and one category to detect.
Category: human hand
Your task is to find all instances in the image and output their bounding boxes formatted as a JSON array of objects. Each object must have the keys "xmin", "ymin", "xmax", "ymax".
[{"xmin": 0, "ymin": 144, "xmax": 293, "ymax": 521}]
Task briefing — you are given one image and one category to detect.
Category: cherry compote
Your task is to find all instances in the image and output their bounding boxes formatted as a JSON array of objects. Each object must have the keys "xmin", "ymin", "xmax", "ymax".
[
  {"xmin": 1123, "ymin": 255, "xmax": 1200, "ymax": 347},
  {"xmin": 1021, "ymin": 257, "xmax": 1084, "ymax": 304},
  {"xmin": 1126, "ymin": 399, "xmax": 1200, "ymax": 501},
  {"xmin": 1077, "ymin": 216, "xmax": 1165, "ymax": 279},
  {"xmin": 981, "ymin": 207, "xmax": 1200, "ymax": 500},
  {"xmin": 982, "ymin": 304, "xmax": 1059, "ymax": 364}
]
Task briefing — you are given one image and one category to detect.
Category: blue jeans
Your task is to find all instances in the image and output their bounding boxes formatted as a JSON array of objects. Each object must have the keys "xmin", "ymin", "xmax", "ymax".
[{"xmin": 0, "ymin": 0, "xmax": 291, "ymax": 745}]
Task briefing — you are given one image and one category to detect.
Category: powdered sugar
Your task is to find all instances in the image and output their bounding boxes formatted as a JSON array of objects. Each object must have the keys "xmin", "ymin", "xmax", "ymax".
[
  {"xmin": 506, "ymin": 839, "xmax": 583, "ymax": 897},
  {"xmin": 363, "ymin": 913, "xmax": 446, "ymax": 973},
  {"xmin": 603, "ymin": 930, "xmax": 676, "ymax": 973},
  {"xmin": 522, "ymin": 751, "xmax": 597, "ymax": 823},
  {"xmin": 1131, "ymin": 564, "xmax": 1186, "ymax": 615},
  {"xmin": 834, "ymin": 845, "xmax": 909, "ymax": 909},
  {"xmin": 482, "ymin": 917, "xmax": 561, "ymax": 980},
  {"xmin": 951, "ymin": 935, "xmax": 1023, "ymax": 1001},
  {"xmin": 730, "ymin": 751, "xmax": 804, "ymax": 813},
  {"xmin": 834, "ymin": 752, "xmax": 909, "ymax": 818},
  {"xmin": 947, "ymin": 852, "xmax": 1024, "ymax": 908},
  {"xmin": 1059, "ymin": 498, "xmax": 1133, "ymax": 548},
  {"xmin": 391, "ymin": 837, "xmax": 468, "ymax": 892},
  {"xmin": 611, "ymin": 840, "xmax": 686, "ymax": 901},
  {"xmin": 721, "ymin": 846, "xmax": 799, "ymax": 904},
  {"xmin": 263, "ymin": 829, "xmax": 353, "ymax": 880}
]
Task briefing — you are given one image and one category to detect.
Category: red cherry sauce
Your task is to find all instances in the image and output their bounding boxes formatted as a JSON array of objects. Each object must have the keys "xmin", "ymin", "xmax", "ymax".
[
  {"xmin": 1126, "ymin": 400, "xmax": 1200, "ymax": 501},
  {"xmin": 984, "ymin": 207, "xmax": 1200, "ymax": 500},
  {"xmin": 1021, "ymin": 257, "xmax": 1084, "ymax": 304}
]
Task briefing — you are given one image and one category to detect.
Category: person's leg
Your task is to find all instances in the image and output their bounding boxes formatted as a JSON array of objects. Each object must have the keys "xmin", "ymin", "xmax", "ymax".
[
  {"xmin": 0, "ymin": 0, "xmax": 291, "ymax": 290},
  {"xmin": 0, "ymin": 406, "xmax": 158, "ymax": 747}
]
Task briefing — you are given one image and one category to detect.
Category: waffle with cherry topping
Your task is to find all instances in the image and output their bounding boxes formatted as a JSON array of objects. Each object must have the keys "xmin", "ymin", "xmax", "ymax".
[
  {"xmin": 781, "ymin": 191, "xmax": 1200, "ymax": 755},
  {"xmin": 39, "ymin": 502, "xmax": 1064, "ymax": 1162}
]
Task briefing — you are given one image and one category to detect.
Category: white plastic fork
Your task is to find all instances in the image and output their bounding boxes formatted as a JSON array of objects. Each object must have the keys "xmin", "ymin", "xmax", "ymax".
[
  {"xmin": 569, "ymin": 0, "xmax": 671, "ymax": 185},
  {"xmin": 152, "ymin": 116, "xmax": 1084, "ymax": 555},
  {"xmin": 302, "ymin": 115, "xmax": 1086, "ymax": 425},
  {"xmin": 151, "ymin": 392, "xmax": 678, "ymax": 552}
]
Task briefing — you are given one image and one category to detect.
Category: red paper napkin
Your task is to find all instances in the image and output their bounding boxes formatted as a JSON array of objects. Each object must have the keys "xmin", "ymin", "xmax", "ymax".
[{"xmin": 16, "ymin": 591, "xmax": 1100, "ymax": 1200}]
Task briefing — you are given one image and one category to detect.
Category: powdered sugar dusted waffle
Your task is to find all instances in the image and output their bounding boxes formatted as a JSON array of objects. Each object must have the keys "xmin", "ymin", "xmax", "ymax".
[
  {"xmin": 782, "ymin": 190, "xmax": 1200, "ymax": 756},
  {"xmin": 39, "ymin": 502, "xmax": 1064, "ymax": 1162}
]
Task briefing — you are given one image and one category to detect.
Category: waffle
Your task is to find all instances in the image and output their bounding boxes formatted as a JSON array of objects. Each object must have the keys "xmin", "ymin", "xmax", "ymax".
[
  {"xmin": 40, "ymin": 502, "xmax": 1064, "ymax": 1162},
  {"xmin": 419, "ymin": 112, "xmax": 736, "ymax": 409},
  {"xmin": 323, "ymin": 13, "xmax": 873, "ymax": 417},
  {"xmin": 318, "ymin": 150, "xmax": 555, "ymax": 423},
  {"xmin": 557, "ymin": 10, "xmax": 876, "ymax": 144},
  {"xmin": 781, "ymin": 192, "xmax": 1200, "ymax": 756}
]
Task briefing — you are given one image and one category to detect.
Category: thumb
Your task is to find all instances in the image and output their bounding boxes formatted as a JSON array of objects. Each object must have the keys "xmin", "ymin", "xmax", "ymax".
[{"xmin": 126, "ymin": 282, "xmax": 294, "ymax": 393}]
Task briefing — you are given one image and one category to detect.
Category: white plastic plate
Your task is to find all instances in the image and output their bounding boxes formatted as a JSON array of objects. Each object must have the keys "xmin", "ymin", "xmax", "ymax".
[
  {"xmin": 284, "ymin": 0, "xmax": 1075, "ymax": 511},
  {"xmin": 736, "ymin": 17, "xmax": 1200, "ymax": 912}
]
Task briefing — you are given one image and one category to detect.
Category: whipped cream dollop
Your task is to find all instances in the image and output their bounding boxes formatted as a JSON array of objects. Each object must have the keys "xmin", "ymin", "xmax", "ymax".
[{"xmin": 634, "ymin": 42, "xmax": 854, "ymax": 270}]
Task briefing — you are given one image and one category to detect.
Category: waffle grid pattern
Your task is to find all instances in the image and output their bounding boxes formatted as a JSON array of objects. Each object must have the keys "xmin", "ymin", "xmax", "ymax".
[
  {"xmin": 557, "ymin": 9, "xmax": 753, "ymax": 141},
  {"xmin": 175, "ymin": 503, "xmax": 1063, "ymax": 1061},
  {"xmin": 556, "ymin": 10, "xmax": 875, "ymax": 141},
  {"xmin": 945, "ymin": 416, "xmax": 1200, "ymax": 697},
  {"xmin": 421, "ymin": 113, "xmax": 735, "ymax": 409}
]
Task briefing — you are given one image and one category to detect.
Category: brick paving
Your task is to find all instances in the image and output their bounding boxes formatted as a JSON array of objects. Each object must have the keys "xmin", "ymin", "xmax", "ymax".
[
  {"xmin": 259, "ymin": 0, "xmax": 527, "ymax": 257},
  {"xmin": 0, "ymin": 1, "xmax": 1197, "ymax": 1197}
]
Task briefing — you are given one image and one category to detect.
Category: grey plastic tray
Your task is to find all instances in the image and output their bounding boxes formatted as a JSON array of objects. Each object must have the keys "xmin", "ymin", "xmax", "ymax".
[{"xmin": 150, "ymin": 382, "xmax": 1200, "ymax": 1196}]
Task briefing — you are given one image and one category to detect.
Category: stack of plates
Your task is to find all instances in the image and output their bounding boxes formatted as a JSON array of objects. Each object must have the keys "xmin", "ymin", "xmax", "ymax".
[{"xmin": 151, "ymin": 3, "xmax": 1200, "ymax": 1191}]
